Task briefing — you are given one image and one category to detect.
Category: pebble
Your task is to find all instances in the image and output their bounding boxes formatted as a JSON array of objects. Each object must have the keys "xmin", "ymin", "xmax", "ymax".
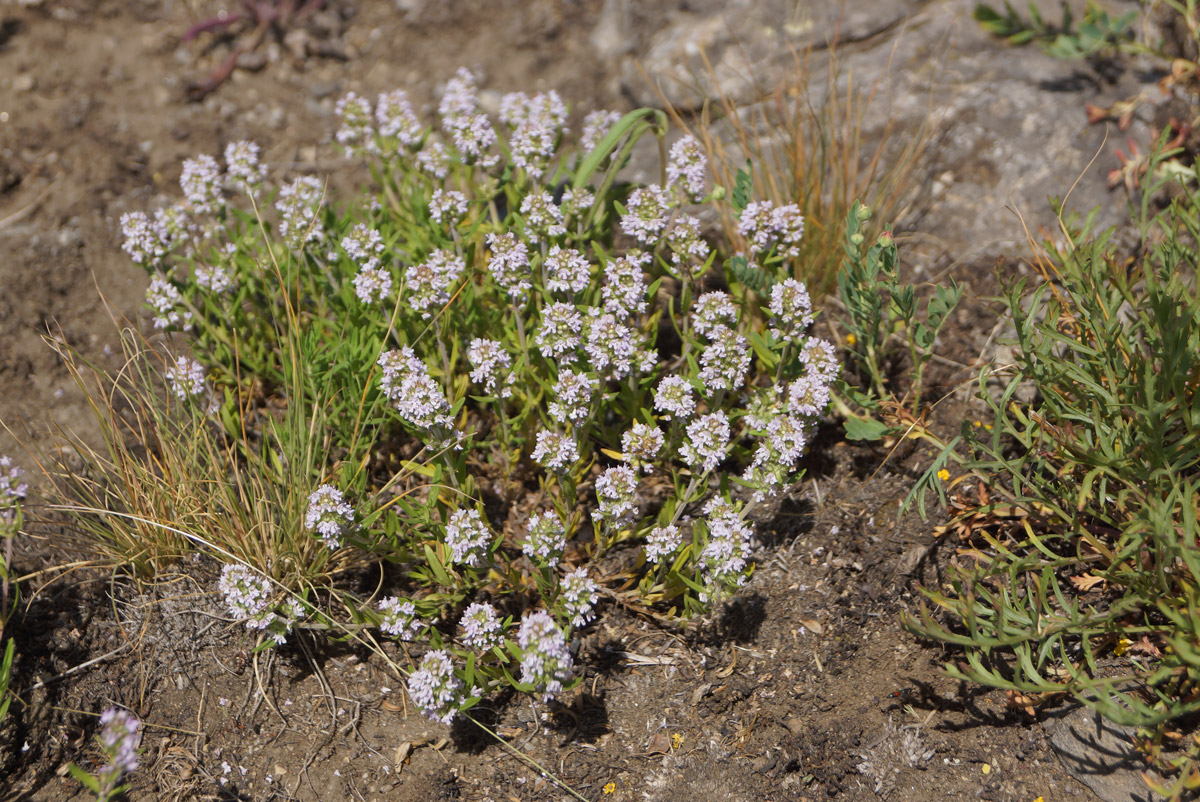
[{"xmin": 13, "ymin": 74, "xmax": 35, "ymax": 93}]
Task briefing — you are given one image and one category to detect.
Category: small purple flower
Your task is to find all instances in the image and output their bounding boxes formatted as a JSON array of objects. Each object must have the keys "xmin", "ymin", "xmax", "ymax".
[
  {"xmin": 406, "ymin": 248, "xmax": 465, "ymax": 318},
  {"xmin": 681, "ymin": 411, "xmax": 731, "ymax": 473},
  {"xmin": 601, "ymin": 251, "xmax": 650, "ymax": 318},
  {"xmin": 532, "ymin": 430, "xmax": 579, "ymax": 472},
  {"xmin": 666, "ymin": 135, "xmax": 707, "ymax": 200},
  {"xmin": 180, "ymin": 153, "xmax": 223, "ymax": 216},
  {"xmin": 224, "ymin": 140, "xmax": 266, "ymax": 195},
  {"xmin": 517, "ymin": 611, "xmax": 573, "ymax": 702},
  {"xmin": 430, "ymin": 188, "xmax": 469, "ymax": 227},
  {"xmin": 459, "ymin": 602, "xmax": 504, "ymax": 651},
  {"xmin": 621, "ymin": 423, "xmax": 663, "ymax": 473},
  {"xmin": 445, "ymin": 508, "xmax": 492, "ymax": 568},
  {"xmin": 522, "ymin": 512, "xmax": 567, "ymax": 565},
  {"xmin": 353, "ymin": 264, "xmax": 392, "ymax": 304},
  {"xmin": 336, "ymin": 91, "xmax": 376, "ymax": 154},
  {"xmin": 120, "ymin": 211, "xmax": 169, "ymax": 266},
  {"xmin": 699, "ymin": 326, "xmax": 750, "ymax": 392},
  {"xmin": 467, "ymin": 338, "xmax": 512, "ymax": 396},
  {"xmin": 534, "ymin": 303, "xmax": 583, "ymax": 362},
  {"xmin": 768, "ymin": 279, "xmax": 814, "ymax": 342},
  {"xmin": 593, "ymin": 465, "xmax": 639, "ymax": 528},
  {"xmin": 645, "ymin": 524, "xmax": 681, "ymax": 563},
  {"xmin": 0, "ymin": 456, "xmax": 27, "ymax": 502},
  {"xmin": 653, "ymin": 375, "xmax": 696, "ymax": 421},
  {"xmin": 692, "ymin": 292, "xmax": 739, "ymax": 339},
  {"xmin": 97, "ymin": 707, "xmax": 141, "ymax": 792},
  {"xmin": 544, "ymin": 245, "xmax": 590, "ymax": 295},
  {"xmin": 304, "ymin": 484, "xmax": 354, "ymax": 549},
  {"xmin": 486, "ymin": 232, "xmax": 532, "ymax": 299},
  {"xmin": 376, "ymin": 89, "xmax": 422, "ymax": 148},
  {"xmin": 408, "ymin": 650, "xmax": 463, "ymax": 726},
  {"xmin": 547, "ymin": 368, "xmax": 595, "ymax": 425},
  {"xmin": 620, "ymin": 184, "xmax": 671, "ymax": 245},
  {"xmin": 276, "ymin": 176, "xmax": 326, "ymax": 247},
  {"xmin": 165, "ymin": 356, "xmax": 208, "ymax": 402},
  {"xmin": 560, "ymin": 568, "xmax": 598, "ymax": 628},
  {"xmin": 581, "ymin": 109, "xmax": 622, "ymax": 153},
  {"xmin": 378, "ymin": 596, "xmax": 422, "ymax": 639},
  {"xmin": 146, "ymin": 274, "xmax": 192, "ymax": 331}
]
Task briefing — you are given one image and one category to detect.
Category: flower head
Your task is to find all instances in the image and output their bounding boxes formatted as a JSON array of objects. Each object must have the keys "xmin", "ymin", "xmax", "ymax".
[
  {"xmin": 738, "ymin": 200, "xmax": 804, "ymax": 263},
  {"xmin": 336, "ymin": 91, "xmax": 375, "ymax": 154},
  {"xmin": 653, "ymin": 375, "xmax": 696, "ymax": 421},
  {"xmin": 681, "ymin": 411, "xmax": 731, "ymax": 473},
  {"xmin": 408, "ymin": 650, "xmax": 463, "ymax": 726},
  {"xmin": 621, "ymin": 184, "xmax": 671, "ymax": 245},
  {"xmin": 532, "ymin": 430, "xmax": 579, "ymax": 472},
  {"xmin": 593, "ymin": 465, "xmax": 639, "ymax": 528},
  {"xmin": 304, "ymin": 484, "xmax": 354, "ymax": 549},
  {"xmin": 376, "ymin": 89, "xmax": 422, "ymax": 148},
  {"xmin": 692, "ymin": 292, "xmax": 739, "ymax": 339},
  {"xmin": 548, "ymin": 368, "xmax": 595, "ymax": 424},
  {"xmin": 97, "ymin": 708, "xmax": 141, "ymax": 787},
  {"xmin": 445, "ymin": 508, "xmax": 492, "ymax": 568},
  {"xmin": 535, "ymin": 303, "xmax": 583, "ymax": 362},
  {"xmin": 698, "ymin": 326, "xmax": 750, "ymax": 392},
  {"xmin": 276, "ymin": 176, "xmax": 325, "ymax": 247},
  {"xmin": 146, "ymin": 275, "xmax": 192, "ymax": 330},
  {"xmin": 486, "ymin": 232, "xmax": 533, "ymax": 300},
  {"xmin": 224, "ymin": 140, "xmax": 266, "ymax": 195},
  {"xmin": 522, "ymin": 512, "xmax": 567, "ymax": 565},
  {"xmin": 517, "ymin": 611, "xmax": 573, "ymax": 702},
  {"xmin": 353, "ymin": 264, "xmax": 393, "ymax": 304},
  {"xmin": 581, "ymin": 109, "xmax": 622, "ymax": 152},
  {"xmin": 378, "ymin": 596, "xmax": 423, "ymax": 639},
  {"xmin": 406, "ymin": 249, "xmax": 465, "ymax": 318},
  {"xmin": 180, "ymin": 153, "xmax": 223, "ymax": 216},
  {"xmin": 430, "ymin": 188, "xmax": 469, "ymax": 227},
  {"xmin": 601, "ymin": 251, "xmax": 650, "ymax": 318},
  {"xmin": 561, "ymin": 567, "xmax": 598, "ymax": 628},
  {"xmin": 378, "ymin": 347, "xmax": 453, "ymax": 431},
  {"xmin": 768, "ymin": 279, "xmax": 814, "ymax": 342},
  {"xmin": 459, "ymin": 602, "xmax": 504, "ymax": 652},
  {"xmin": 120, "ymin": 211, "xmax": 170, "ymax": 266},
  {"xmin": 545, "ymin": 245, "xmax": 591, "ymax": 295},
  {"xmin": 621, "ymin": 423, "xmax": 663, "ymax": 473},
  {"xmin": 583, "ymin": 310, "xmax": 638, "ymax": 381},
  {"xmin": 0, "ymin": 456, "xmax": 27, "ymax": 502},
  {"xmin": 645, "ymin": 524, "xmax": 681, "ymax": 562},
  {"xmin": 666, "ymin": 135, "xmax": 707, "ymax": 200},
  {"xmin": 467, "ymin": 338, "xmax": 513, "ymax": 396}
]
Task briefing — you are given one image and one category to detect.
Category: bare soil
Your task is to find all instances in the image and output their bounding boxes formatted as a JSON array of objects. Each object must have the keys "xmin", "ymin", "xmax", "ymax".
[{"xmin": 0, "ymin": 2, "xmax": 1115, "ymax": 801}]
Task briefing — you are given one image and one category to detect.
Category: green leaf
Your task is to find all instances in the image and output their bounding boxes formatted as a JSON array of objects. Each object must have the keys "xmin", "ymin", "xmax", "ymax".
[
  {"xmin": 843, "ymin": 415, "xmax": 892, "ymax": 441},
  {"xmin": 732, "ymin": 161, "xmax": 753, "ymax": 215},
  {"xmin": 67, "ymin": 764, "xmax": 101, "ymax": 793}
]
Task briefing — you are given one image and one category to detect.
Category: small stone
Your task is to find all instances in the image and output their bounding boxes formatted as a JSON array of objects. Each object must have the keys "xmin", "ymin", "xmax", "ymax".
[{"xmin": 13, "ymin": 75, "xmax": 34, "ymax": 93}]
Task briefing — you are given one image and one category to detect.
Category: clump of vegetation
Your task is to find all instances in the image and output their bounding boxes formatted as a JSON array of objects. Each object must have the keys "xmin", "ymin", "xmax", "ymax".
[
  {"xmin": 50, "ymin": 68, "xmax": 839, "ymax": 728},
  {"xmin": 905, "ymin": 144, "xmax": 1200, "ymax": 799}
]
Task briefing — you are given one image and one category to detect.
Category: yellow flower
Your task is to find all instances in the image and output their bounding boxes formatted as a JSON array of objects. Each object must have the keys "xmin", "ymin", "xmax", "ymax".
[
  {"xmin": 1115, "ymin": 637, "xmax": 1131, "ymax": 657},
  {"xmin": 981, "ymin": 763, "xmax": 991, "ymax": 775},
  {"xmin": 671, "ymin": 732, "xmax": 684, "ymax": 749},
  {"xmin": 846, "ymin": 333, "xmax": 857, "ymax": 346},
  {"xmin": 1034, "ymin": 797, "xmax": 1044, "ymax": 802},
  {"xmin": 937, "ymin": 468, "xmax": 950, "ymax": 482},
  {"xmin": 603, "ymin": 782, "xmax": 616, "ymax": 795}
]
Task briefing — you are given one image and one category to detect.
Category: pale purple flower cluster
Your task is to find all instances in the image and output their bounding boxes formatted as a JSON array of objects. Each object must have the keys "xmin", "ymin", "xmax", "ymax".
[
  {"xmin": 165, "ymin": 356, "xmax": 208, "ymax": 402},
  {"xmin": 699, "ymin": 325, "xmax": 751, "ymax": 392},
  {"xmin": 500, "ymin": 90, "xmax": 569, "ymax": 177},
  {"xmin": 548, "ymin": 368, "xmax": 595, "ymax": 424},
  {"xmin": 583, "ymin": 311, "xmax": 640, "ymax": 380},
  {"xmin": 798, "ymin": 337, "xmax": 839, "ymax": 384},
  {"xmin": 692, "ymin": 292, "xmax": 739, "ymax": 338},
  {"xmin": 219, "ymin": 564, "xmax": 279, "ymax": 633},
  {"xmin": 769, "ymin": 279, "xmax": 814, "ymax": 342},
  {"xmin": 621, "ymin": 423, "xmax": 663, "ymax": 473},
  {"xmin": 146, "ymin": 275, "xmax": 191, "ymax": 330},
  {"xmin": 335, "ymin": 91, "xmax": 375, "ymax": 154},
  {"xmin": 560, "ymin": 187, "xmax": 594, "ymax": 220},
  {"xmin": 416, "ymin": 141, "xmax": 450, "ymax": 178},
  {"xmin": 532, "ymin": 430, "xmax": 579, "ymax": 472},
  {"xmin": 378, "ymin": 347, "xmax": 453, "ymax": 430},
  {"xmin": 120, "ymin": 211, "xmax": 169, "ymax": 265},
  {"xmin": 438, "ymin": 70, "xmax": 497, "ymax": 166},
  {"xmin": 305, "ymin": 484, "xmax": 354, "ymax": 549},
  {"xmin": 408, "ymin": 649, "xmax": 463, "ymax": 726},
  {"xmin": 195, "ymin": 244, "xmax": 235, "ymax": 293},
  {"xmin": 459, "ymin": 602, "xmax": 504, "ymax": 651},
  {"xmin": 430, "ymin": 188, "xmax": 469, "ymax": 227},
  {"xmin": 601, "ymin": 251, "xmax": 649, "ymax": 318},
  {"xmin": 742, "ymin": 402, "xmax": 810, "ymax": 503},
  {"xmin": 520, "ymin": 189, "xmax": 566, "ymax": 241},
  {"xmin": 224, "ymin": 140, "xmax": 266, "ymax": 195},
  {"xmin": 378, "ymin": 596, "xmax": 422, "ymax": 639},
  {"xmin": 789, "ymin": 373, "xmax": 833, "ymax": 418},
  {"xmin": 581, "ymin": 109, "xmax": 622, "ymax": 153},
  {"xmin": 534, "ymin": 303, "xmax": 583, "ymax": 362},
  {"xmin": 97, "ymin": 707, "xmax": 141, "ymax": 787},
  {"xmin": 445, "ymin": 508, "xmax": 492, "ymax": 568},
  {"xmin": 275, "ymin": 176, "xmax": 325, "ymax": 247},
  {"xmin": 666, "ymin": 136, "xmax": 707, "ymax": 200},
  {"xmin": 644, "ymin": 524, "xmax": 681, "ymax": 563},
  {"xmin": 486, "ymin": 232, "xmax": 533, "ymax": 299},
  {"xmin": 561, "ymin": 567, "xmax": 598, "ymax": 628},
  {"xmin": 653, "ymin": 375, "xmax": 696, "ymax": 421},
  {"xmin": 621, "ymin": 184, "xmax": 671, "ymax": 245},
  {"xmin": 376, "ymin": 89, "xmax": 422, "ymax": 148},
  {"xmin": 593, "ymin": 465, "xmax": 639, "ymax": 527},
  {"xmin": 665, "ymin": 215, "xmax": 710, "ymax": 273},
  {"xmin": 545, "ymin": 246, "xmax": 590, "ymax": 294},
  {"xmin": 353, "ymin": 265, "xmax": 392, "ymax": 304},
  {"xmin": 467, "ymin": 338, "xmax": 512, "ymax": 396},
  {"xmin": 699, "ymin": 499, "xmax": 754, "ymax": 601},
  {"xmin": 738, "ymin": 200, "xmax": 805, "ymax": 263},
  {"xmin": 517, "ymin": 611, "xmax": 573, "ymax": 702},
  {"xmin": 681, "ymin": 411, "xmax": 731, "ymax": 473},
  {"xmin": 0, "ymin": 456, "xmax": 27, "ymax": 501},
  {"xmin": 406, "ymin": 248, "xmax": 465, "ymax": 318},
  {"xmin": 180, "ymin": 154, "xmax": 223, "ymax": 216},
  {"xmin": 342, "ymin": 223, "xmax": 384, "ymax": 263},
  {"xmin": 522, "ymin": 512, "xmax": 567, "ymax": 564}
]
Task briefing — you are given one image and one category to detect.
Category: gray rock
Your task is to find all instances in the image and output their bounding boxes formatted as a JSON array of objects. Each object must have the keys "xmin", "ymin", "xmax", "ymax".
[{"xmin": 1047, "ymin": 705, "xmax": 1164, "ymax": 802}]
